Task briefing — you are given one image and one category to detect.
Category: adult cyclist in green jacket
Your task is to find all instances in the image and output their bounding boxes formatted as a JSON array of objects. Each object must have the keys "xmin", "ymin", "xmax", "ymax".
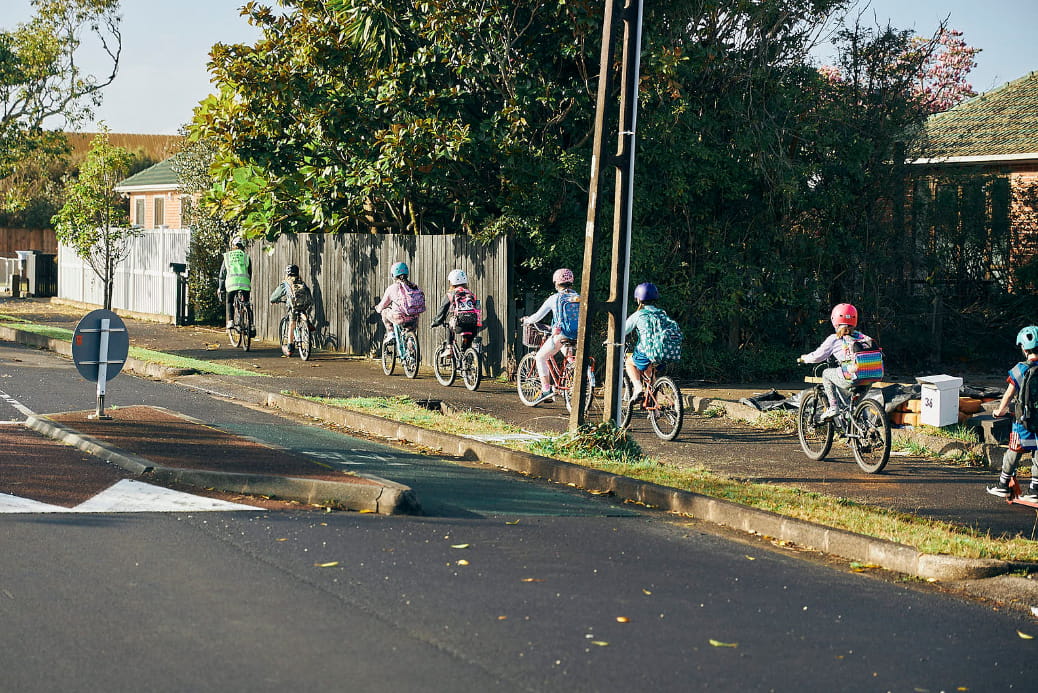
[{"xmin": 218, "ymin": 237, "xmax": 252, "ymax": 332}]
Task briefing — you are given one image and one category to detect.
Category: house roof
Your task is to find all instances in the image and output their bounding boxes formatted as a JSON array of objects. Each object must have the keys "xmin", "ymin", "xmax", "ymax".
[
  {"xmin": 913, "ymin": 71, "xmax": 1038, "ymax": 165},
  {"xmin": 114, "ymin": 158, "xmax": 179, "ymax": 192}
]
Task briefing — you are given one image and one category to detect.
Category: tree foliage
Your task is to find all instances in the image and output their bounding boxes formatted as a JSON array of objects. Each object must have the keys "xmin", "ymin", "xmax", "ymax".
[
  {"xmin": 52, "ymin": 127, "xmax": 139, "ymax": 310},
  {"xmin": 0, "ymin": 0, "xmax": 122, "ymax": 186}
]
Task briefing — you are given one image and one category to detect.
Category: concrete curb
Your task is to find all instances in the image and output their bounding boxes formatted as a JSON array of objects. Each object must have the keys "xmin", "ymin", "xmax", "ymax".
[
  {"xmin": 24, "ymin": 413, "xmax": 420, "ymax": 515},
  {"xmin": 262, "ymin": 391, "xmax": 1012, "ymax": 581}
]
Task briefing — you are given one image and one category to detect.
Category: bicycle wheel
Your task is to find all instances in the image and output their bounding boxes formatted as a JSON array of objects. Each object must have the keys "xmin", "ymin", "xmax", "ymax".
[
  {"xmin": 240, "ymin": 304, "xmax": 252, "ymax": 352},
  {"xmin": 797, "ymin": 389, "xmax": 834, "ymax": 460},
  {"xmin": 381, "ymin": 337, "xmax": 396, "ymax": 375},
  {"xmin": 560, "ymin": 361, "xmax": 594, "ymax": 414},
  {"xmin": 850, "ymin": 397, "xmax": 891, "ymax": 473},
  {"xmin": 617, "ymin": 373, "xmax": 634, "ymax": 429},
  {"xmin": 433, "ymin": 342, "xmax": 456, "ymax": 386},
  {"xmin": 228, "ymin": 302, "xmax": 243, "ymax": 347},
  {"xmin": 516, "ymin": 353, "xmax": 542, "ymax": 406},
  {"xmin": 402, "ymin": 331, "xmax": 420, "ymax": 378},
  {"xmin": 461, "ymin": 347, "xmax": 481, "ymax": 391},
  {"xmin": 648, "ymin": 376, "xmax": 684, "ymax": 441},
  {"xmin": 279, "ymin": 316, "xmax": 292, "ymax": 355},
  {"xmin": 296, "ymin": 319, "xmax": 311, "ymax": 361}
]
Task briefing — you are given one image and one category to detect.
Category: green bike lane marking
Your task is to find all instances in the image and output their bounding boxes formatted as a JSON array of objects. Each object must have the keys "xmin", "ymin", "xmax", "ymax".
[{"xmin": 220, "ymin": 421, "xmax": 636, "ymax": 518}]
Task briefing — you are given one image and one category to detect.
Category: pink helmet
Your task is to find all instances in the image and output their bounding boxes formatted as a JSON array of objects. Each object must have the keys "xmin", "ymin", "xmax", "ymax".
[
  {"xmin": 552, "ymin": 268, "xmax": 574, "ymax": 285},
  {"xmin": 830, "ymin": 303, "xmax": 858, "ymax": 328}
]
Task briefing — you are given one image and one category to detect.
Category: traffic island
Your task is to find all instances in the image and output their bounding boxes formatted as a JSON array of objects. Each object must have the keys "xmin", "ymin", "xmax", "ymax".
[{"xmin": 26, "ymin": 405, "xmax": 420, "ymax": 515}]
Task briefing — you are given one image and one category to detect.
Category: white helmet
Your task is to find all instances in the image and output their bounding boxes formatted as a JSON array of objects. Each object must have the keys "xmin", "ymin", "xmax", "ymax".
[{"xmin": 447, "ymin": 269, "xmax": 468, "ymax": 286}]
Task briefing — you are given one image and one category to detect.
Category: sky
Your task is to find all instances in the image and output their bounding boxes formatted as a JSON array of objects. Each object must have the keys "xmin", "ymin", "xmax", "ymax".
[{"xmin": 4, "ymin": 0, "xmax": 1038, "ymax": 136}]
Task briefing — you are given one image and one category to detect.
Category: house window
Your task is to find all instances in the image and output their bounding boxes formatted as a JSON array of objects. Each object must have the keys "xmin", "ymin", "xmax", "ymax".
[
  {"xmin": 135, "ymin": 198, "xmax": 145, "ymax": 227},
  {"xmin": 153, "ymin": 196, "xmax": 165, "ymax": 228}
]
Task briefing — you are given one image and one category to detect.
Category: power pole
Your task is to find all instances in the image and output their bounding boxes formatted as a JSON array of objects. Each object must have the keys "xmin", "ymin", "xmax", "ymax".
[{"xmin": 569, "ymin": 0, "xmax": 644, "ymax": 431}]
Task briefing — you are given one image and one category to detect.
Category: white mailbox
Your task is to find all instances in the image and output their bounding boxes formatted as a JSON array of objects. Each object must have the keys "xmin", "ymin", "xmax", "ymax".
[{"xmin": 916, "ymin": 375, "xmax": 963, "ymax": 427}]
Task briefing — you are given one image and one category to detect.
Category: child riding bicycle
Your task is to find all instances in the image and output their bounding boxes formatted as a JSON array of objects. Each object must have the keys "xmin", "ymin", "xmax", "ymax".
[
  {"xmin": 520, "ymin": 268, "xmax": 580, "ymax": 405},
  {"xmin": 986, "ymin": 326, "xmax": 1038, "ymax": 502},
  {"xmin": 374, "ymin": 261, "xmax": 426, "ymax": 341},
  {"xmin": 623, "ymin": 282, "xmax": 681, "ymax": 406},
  {"xmin": 217, "ymin": 237, "xmax": 252, "ymax": 332},
  {"xmin": 798, "ymin": 303, "xmax": 877, "ymax": 420},
  {"xmin": 429, "ymin": 268, "xmax": 481, "ymax": 350},
  {"xmin": 269, "ymin": 264, "xmax": 312, "ymax": 356}
]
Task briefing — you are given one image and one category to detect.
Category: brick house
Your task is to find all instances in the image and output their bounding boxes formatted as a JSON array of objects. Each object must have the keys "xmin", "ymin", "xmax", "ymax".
[
  {"xmin": 113, "ymin": 157, "xmax": 185, "ymax": 230},
  {"xmin": 910, "ymin": 71, "xmax": 1038, "ymax": 286}
]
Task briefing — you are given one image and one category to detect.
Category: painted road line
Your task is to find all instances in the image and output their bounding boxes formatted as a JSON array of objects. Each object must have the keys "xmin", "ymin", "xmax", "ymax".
[
  {"xmin": 0, "ymin": 480, "xmax": 259, "ymax": 514},
  {"xmin": 0, "ymin": 388, "xmax": 34, "ymax": 419}
]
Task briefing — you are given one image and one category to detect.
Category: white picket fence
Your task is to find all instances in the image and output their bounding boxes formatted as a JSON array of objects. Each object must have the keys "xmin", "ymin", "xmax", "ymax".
[{"xmin": 58, "ymin": 230, "xmax": 190, "ymax": 318}]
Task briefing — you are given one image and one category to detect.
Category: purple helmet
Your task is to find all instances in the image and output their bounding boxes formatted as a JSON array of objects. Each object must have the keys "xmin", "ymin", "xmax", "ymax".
[{"xmin": 634, "ymin": 282, "xmax": 659, "ymax": 301}]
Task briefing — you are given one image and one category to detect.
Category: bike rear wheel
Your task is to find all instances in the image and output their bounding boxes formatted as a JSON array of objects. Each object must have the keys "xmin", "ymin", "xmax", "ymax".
[
  {"xmin": 381, "ymin": 338, "xmax": 396, "ymax": 375},
  {"xmin": 296, "ymin": 319, "xmax": 311, "ymax": 361},
  {"xmin": 279, "ymin": 316, "xmax": 292, "ymax": 355},
  {"xmin": 797, "ymin": 389, "xmax": 834, "ymax": 460},
  {"xmin": 516, "ymin": 353, "xmax": 542, "ymax": 406},
  {"xmin": 403, "ymin": 331, "xmax": 420, "ymax": 378},
  {"xmin": 648, "ymin": 376, "xmax": 683, "ymax": 441},
  {"xmin": 228, "ymin": 302, "xmax": 243, "ymax": 348},
  {"xmin": 850, "ymin": 397, "xmax": 891, "ymax": 473},
  {"xmin": 560, "ymin": 361, "xmax": 595, "ymax": 415},
  {"xmin": 240, "ymin": 303, "xmax": 252, "ymax": 352},
  {"xmin": 461, "ymin": 347, "xmax": 481, "ymax": 391}
]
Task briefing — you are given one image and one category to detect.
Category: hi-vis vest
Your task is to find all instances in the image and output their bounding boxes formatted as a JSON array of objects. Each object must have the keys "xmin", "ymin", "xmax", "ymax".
[{"xmin": 223, "ymin": 250, "xmax": 251, "ymax": 292}]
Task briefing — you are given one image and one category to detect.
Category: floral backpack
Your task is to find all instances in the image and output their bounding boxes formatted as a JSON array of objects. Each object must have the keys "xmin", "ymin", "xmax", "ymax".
[{"xmin": 639, "ymin": 307, "xmax": 683, "ymax": 363}]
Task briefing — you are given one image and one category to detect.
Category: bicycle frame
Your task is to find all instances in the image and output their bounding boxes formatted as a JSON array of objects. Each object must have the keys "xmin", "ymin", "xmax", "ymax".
[{"xmin": 390, "ymin": 320, "xmax": 417, "ymax": 358}]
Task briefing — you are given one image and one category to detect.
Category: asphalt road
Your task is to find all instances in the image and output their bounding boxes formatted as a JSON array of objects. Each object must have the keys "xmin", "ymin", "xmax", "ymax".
[{"xmin": 1, "ymin": 341, "xmax": 1037, "ymax": 691}]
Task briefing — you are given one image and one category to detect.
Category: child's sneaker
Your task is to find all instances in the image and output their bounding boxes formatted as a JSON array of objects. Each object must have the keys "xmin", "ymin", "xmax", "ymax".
[
  {"xmin": 1021, "ymin": 486, "xmax": 1038, "ymax": 502},
  {"xmin": 819, "ymin": 405, "xmax": 838, "ymax": 421},
  {"xmin": 532, "ymin": 390, "xmax": 555, "ymax": 405},
  {"xmin": 986, "ymin": 482, "xmax": 1011, "ymax": 498}
]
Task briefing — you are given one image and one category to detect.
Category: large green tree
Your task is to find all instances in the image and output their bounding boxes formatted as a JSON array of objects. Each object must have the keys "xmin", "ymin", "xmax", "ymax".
[
  {"xmin": 0, "ymin": 0, "xmax": 122, "ymax": 196},
  {"xmin": 52, "ymin": 127, "xmax": 139, "ymax": 310}
]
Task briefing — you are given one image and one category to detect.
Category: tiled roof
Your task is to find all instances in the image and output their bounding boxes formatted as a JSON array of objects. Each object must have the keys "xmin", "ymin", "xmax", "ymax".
[
  {"xmin": 115, "ymin": 158, "xmax": 179, "ymax": 190},
  {"xmin": 917, "ymin": 71, "xmax": 1038, "ymax": 161}
]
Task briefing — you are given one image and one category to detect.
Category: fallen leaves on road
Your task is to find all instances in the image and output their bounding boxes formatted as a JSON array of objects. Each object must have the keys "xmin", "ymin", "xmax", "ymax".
[
  {"xmin": 314, "ymin": 561, "xmax": 340, "ymax": 568},
  {"xmin": 456, "ymin": 560, "xmax": 470, "ymax": 566},
  {"xmin": 521, "ymin": 578, "xmax": 543, "ymax": 583},
  {"xmin": 451, "ymin": 543, "xmax": 470, "ymax": 549},
  {"xmin": 709, "ymin": 639, "xmax": 738, "ymax": 648},
  {"xmin": 1018, "ymin": 630, "xmax": 1034, "ymax": 640},
  {"xmin": 616, "ymin": 617, "xmax": 629, "ymax": 623}
]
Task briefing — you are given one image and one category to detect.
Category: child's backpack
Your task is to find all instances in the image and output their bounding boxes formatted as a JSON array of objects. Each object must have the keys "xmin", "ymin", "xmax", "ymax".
[
  {"xmin": 449, "ymin": 287, "xmax": 480, "ymax": 332},
  {"xmin": 1014, "ymin": 363, "xmax": 1038, "ymax": 433},
  {"xmin": 287, "ymin": 279, "xmax": 312, "ymax": 311},
  {"xmin": 397, "ymin": 281, "xmax": 426, "ymax": 316},
  {"xmin": 640, "ymin": 308, "xmax": 683, "ymax": 363},
  {"xmin": 553, "ymin": 291, "xmax": 581, "ymax": 340},
  {"xmin": 841, "ymin": 335, "xmax": 884, "ymax": 385}
]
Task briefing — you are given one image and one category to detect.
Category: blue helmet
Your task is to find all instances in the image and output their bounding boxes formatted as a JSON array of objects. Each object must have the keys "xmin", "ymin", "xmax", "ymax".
[
  {"xmin": 634, "ymin": 282, "xmax": 659, "ymax": 302},
  {"xmin": 391, "ymin": 261, "xmax": 409, "ymax": 278},
  {"xmin": 1017, "ymin": 326, "xmax": 1038, "ymax": 351}
]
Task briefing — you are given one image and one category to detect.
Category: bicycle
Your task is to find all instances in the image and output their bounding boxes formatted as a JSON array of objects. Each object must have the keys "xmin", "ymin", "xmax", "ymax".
[
  {"xmin": 381, "ymin": 318, "xmax": 421, "ymax": 378},
  {"xmin": 797, "ymin": 362, "xmax": 891, "ymax": 473},
  {"xmin": 279, "ymin": 308, "xmax": 315, "ymax": 361},
  {"xmin": 617, "ymin": 361, "xmax": 684, "ymax": 441},
  {"xmin": 226, "ymin": 291, "xmax": 253, "ymax": 352},
  {"xmin": 516, "ymin": 323, "xmax": 596, "ymax": 414},
  {"xmin": 433, "ymin": 325, "xmax": 483, "ymax": 391}
]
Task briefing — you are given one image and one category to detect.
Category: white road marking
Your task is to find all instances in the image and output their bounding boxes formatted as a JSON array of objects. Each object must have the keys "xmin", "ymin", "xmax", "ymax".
[
  {"xmin": 0, "ymin": 388, "xmax": 34, "ymax": 419},
  {"xmin": 0, "ymin": 480, "xmax": 259, "ymax": 514}
]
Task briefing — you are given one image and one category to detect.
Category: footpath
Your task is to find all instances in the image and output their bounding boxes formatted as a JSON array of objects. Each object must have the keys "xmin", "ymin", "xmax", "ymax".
[{"xmin": 2, "ymin": 298, "xmax": 1038, "ymax": 608}]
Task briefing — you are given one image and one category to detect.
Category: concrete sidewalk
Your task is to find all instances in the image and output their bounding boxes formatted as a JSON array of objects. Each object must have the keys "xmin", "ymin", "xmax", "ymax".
[{"xmin": 2, "ymin": 298, "xmax": 1038, "ymax": 597}]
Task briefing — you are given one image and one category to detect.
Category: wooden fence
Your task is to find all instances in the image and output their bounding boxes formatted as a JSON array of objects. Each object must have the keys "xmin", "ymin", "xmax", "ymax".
[
  {"xmin": 0, "ymin": 228, "xmax": 57, "ymax": 257},
  {"xmin": 58, "ymin": 230, "xmax": 190, "ymax": 320},
  {"xmin": 250, "ymin": 233, "xmax": 512, "ymax": 373}
]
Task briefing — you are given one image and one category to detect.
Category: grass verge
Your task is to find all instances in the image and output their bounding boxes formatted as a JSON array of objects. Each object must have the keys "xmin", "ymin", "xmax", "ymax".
[
  {"xmin": 1, "ymin": 321, "xmax": 266, "ymax": 377},
  {"xmin": 293, "ymin": 393, "xmax": 1038, "ymax": 562}
]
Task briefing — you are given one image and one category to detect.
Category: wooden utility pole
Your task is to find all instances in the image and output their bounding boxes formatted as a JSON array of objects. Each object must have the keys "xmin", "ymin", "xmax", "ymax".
[{"xmin": 569, "ymin": 0, "xmax": 644, "ymax": 430}]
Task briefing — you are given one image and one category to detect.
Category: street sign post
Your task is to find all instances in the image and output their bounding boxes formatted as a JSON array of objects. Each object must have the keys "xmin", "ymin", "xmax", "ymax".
[{"xmin": 72, "ymin": 309, "xmax": 129, "ymax": 420}]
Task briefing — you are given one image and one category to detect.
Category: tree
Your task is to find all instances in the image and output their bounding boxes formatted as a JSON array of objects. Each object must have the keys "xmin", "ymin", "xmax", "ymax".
[
  {"xmin": 52, "ymin": 127, "xmax": 139, "ymax": 310},
  {"xmin": 0, "ymin": 0, "xmax": 122, "ymax": 209}
]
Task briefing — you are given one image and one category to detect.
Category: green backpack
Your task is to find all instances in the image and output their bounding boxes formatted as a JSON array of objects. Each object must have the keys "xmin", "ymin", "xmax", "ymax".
[{"xmin": 640, "ymin": 308, "xmax": 683, "ymax": 363}]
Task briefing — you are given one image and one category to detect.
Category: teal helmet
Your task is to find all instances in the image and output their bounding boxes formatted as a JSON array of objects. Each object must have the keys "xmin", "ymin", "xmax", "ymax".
[
  {"xmin": 391, "ymin": 261, "xmax": 409, "ymax": 278},
  {"xmin": 1017, "ymin": 326, "xmax": 1038, "ymax": 351}
]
